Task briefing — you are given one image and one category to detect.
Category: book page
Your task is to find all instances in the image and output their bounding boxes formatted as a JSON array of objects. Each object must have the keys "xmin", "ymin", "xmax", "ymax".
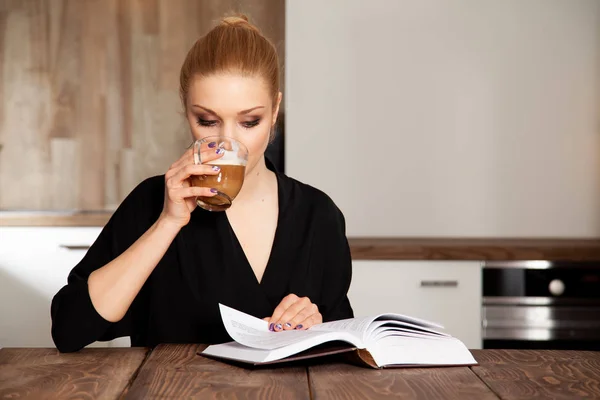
[
  {"xmin": 366, "ymin": 320, "xmax": 448, "ymax": 341},
  {"xmin": 219, "ymin": 304, "xmax": 342, "ymax": 350},
  {"xmin": 313, "ymin": 313, "xmax": 444, "ymax": 343},
  {"xmin": 370, "ymin": 336, "xmax": 477, "ymax": 367},
  {"xmin": 374, "ymin": 313, "xmax": 444, "ymax": 329},
  {"xmin": 310, "ymin": 316, "xmax": 374, "ymax": 337},
  {"xmin": 202, "ymin": 342, "xmax": 272, "ymax": 364},
  {"xmin": 372, "ymin": 329, "xmax": 445, "ymax": 342}
]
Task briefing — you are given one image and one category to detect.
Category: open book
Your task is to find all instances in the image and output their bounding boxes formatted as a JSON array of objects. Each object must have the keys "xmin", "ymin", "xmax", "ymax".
[{"xmin": 201, "ymin": 304, "xmax": 477, "ymax": 368}]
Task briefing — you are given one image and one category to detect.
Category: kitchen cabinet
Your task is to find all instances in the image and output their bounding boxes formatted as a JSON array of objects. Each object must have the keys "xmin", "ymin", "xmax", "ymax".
[
  {"xmin": 0, "ymin": 227, "xmax": 130, "ymax": 348},
  {"xmin": 348, "ymin": 260, "xmax": 482, "ymax": 349},
  {"xmin": 1, "ymin": 227, "xmax": 483, "ymax": 349}
]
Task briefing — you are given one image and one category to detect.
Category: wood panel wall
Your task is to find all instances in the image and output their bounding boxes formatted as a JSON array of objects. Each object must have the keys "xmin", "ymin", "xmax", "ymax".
[{"xmin": 0, "ymin": 0, "xmax": 284, "ymax": 210}]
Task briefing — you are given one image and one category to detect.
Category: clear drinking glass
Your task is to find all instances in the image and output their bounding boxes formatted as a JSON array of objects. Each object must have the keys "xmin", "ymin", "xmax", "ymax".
[{"xmin": 190, "ymin": 136, "xmax": 249, "ymax": 212}]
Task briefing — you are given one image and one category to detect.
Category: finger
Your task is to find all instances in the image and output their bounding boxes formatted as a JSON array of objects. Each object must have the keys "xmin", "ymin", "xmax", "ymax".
[
  {"xmin": 274, "ymin": 297, "xmax": 312, "ymax": 331},
  {"xmin": 168, "ymin": 144, "xmax": 223, "ymax": 174},
  {"xmin": 278, "ymin": 299, "xmax": 315, "ymax": 330},
  {"xmin": 198, "ymin": 148, "xmax": 225, "ymax": 164},
  {"xmin": 167, "ymin": 163, "xmax": 218, "ymax": 189},
  {"xmin": 168, "ymin": 186, "xmax": 217, "ymax": 202},
  {"xmin": 285, "ymin": 303, "xmax": 318, "ymax": 330},
  {"xmin": 269, "ymin": 294, "xmax": 299, "ymax": 331},
  {"xmin": 295, "ymin": 312, "xmax": 323, "ymax": 331},
  {"xmin": 166, "ymin": 164, "xmax": 220, "ymax": 189},
  {"xmin": 166, "ymin": 149, "xmax": 194, "ymax": 181},
  {"xmin": 169, "ymin": 148, "xmax": 195, "ymax": 171},
  {"xmin": 195, "ymin": 139, "xmax": 219, "ymax": 153}
]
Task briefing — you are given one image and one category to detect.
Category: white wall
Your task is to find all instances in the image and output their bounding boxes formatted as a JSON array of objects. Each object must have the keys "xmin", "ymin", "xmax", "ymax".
[{"xmin": 286, "ymin": 0, "xmax": 600, "ymax": 237}]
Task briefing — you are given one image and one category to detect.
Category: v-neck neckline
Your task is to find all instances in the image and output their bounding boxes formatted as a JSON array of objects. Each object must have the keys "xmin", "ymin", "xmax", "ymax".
[{"xmin": 222, "ymin": 168, "xmax": 283, "ymax": 287}]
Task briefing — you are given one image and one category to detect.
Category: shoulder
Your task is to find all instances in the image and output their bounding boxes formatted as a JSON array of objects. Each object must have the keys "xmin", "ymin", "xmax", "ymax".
[
  {"xmin": 89, "ymin": 175, "xmax": 165, "ymax": 256},
  {"xmin": 118, "ymin": 175, "xmax": 165, "ymax": 211},
  {"xmin": 278, "ymin": 173, "xmax": 345, "ymax": 223},
  {"xmin": 109, "ymin": 175, "xmax": 165, "ymax": 228},
  {"xmin": 128, "ymin": 175, "xmax": 165, "ymax": 199}
]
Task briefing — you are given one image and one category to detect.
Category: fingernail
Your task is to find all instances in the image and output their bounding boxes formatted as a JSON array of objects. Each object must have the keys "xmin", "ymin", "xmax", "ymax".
[
  {"xmin": 210, "ymin": 188, "xmax": 218, "ymax": 193},
  {"xmin": 275, "ymin": 324, "xmax": 282, "ymax": 331},
  {"xmin": 295, "ymin": 324, "xmax": 303, "ymax": 330},
  {"xmin": 269, "ymin": 323, "xmax": 274, "ymax": 331},
  {"xmin": 212, "ymin": 165, "xmax": 220, "ymax": 171},
  {"xmin": 216, "ymin": 148, "xmax": 224, "ymax": 154},
  {"xmin": 208, "ymin": 142, "xmax": 217, "ymax": 148},
  {"xmin": 284, "ymin": 322, "xmax": 292, "ymax": 328}
]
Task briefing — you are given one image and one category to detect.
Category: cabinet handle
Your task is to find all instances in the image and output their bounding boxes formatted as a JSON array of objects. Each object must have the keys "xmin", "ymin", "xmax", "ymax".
[
  {"xmin": 59, "ymin": 245, "xmax": 91, "ymax": 251},
  {"xmin": 420, "ymin": 280, "xmax": 459, "ymax": 288}
]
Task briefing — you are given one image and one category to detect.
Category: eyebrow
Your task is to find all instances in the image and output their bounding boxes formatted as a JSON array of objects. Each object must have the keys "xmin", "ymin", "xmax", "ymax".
[{"xmin": 192, "ymin": 105, "xmax": 265, "ymax": 116}]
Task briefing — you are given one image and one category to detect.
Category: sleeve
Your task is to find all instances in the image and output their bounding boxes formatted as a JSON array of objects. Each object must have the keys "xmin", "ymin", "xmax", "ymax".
[
  {"xmin": 50, "ymin": 177, "xmax": 160, "ymax": 353},
  {"xmin": 313, "ymin": 199, "xmax": 354, "ymax": 322}
]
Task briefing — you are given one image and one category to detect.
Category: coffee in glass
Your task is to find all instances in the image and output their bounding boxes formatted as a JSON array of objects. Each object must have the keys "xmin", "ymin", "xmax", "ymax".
[{"xmin": 190, "ymin": 136, "xmax": 249, "ymax": 211}]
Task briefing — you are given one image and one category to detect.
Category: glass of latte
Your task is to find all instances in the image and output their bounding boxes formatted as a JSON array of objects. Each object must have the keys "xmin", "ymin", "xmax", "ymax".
[{"xmin": 190, "ymin": 136, "xmax": 249, "ymax": 211}]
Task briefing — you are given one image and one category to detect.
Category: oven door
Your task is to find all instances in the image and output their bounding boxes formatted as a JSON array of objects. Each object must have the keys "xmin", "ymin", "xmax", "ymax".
[
  {"xmin": 483, "ymin": 261, "xmax": 600, "ymax": 350},
  {"xmin": 482, "ymin": 296, "xmax": 600, "ymax": 350}
]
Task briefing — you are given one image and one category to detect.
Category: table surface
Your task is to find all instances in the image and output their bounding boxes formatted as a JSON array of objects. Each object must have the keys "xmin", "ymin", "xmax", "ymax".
[{"xmin": 1, "ymin": 346, "xmax": 599, "ymax": 399}]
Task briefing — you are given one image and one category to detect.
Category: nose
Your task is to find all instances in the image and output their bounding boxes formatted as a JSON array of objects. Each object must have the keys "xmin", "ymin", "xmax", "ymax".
[{"xmin": 221, "ymin": 120, "xmax": 237, "ymax": 139}]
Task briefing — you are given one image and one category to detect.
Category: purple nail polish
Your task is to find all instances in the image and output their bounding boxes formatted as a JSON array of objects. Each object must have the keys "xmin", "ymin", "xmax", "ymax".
[
  {"xmin": 216, "ymin": 148, "xmax": 224, "ymax": 155},
  {"xmin": 275, "ymin": 324, "xmax": 282, "ymax": 331},
  {"xmin": 208, "ymin": 142, "xmax": 216, "ymax": 148},
  {"xmin": 295, "ymin": 324, "xmax": 303, "ymax": 330},
  {"xmin": 284, "ymin": 322, "xmax": 292, "ymax": 328},
  {"xmin": 212, "ymin": 165, "xmax": 220, "ymax": 171},
  {"xmin": 210, "ymin": 188, "xmax": 218, "ymax": 193},
  {"xmin": 269, "ymin": 323, "xmax": 274, "ymax": 331}
]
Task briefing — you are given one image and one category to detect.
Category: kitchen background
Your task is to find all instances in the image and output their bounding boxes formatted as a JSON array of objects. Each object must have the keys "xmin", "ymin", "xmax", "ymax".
[
  {"xmin": 0, "ymin": 0, "xmax": 284, "ymax": 210},
  {"xmin": 1, "ymin": 0, "xmax": 600, "ymax": 351}
]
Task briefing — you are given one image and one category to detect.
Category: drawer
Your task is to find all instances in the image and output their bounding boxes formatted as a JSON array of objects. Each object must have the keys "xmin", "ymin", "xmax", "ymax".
[
  {"xmin": 349, "ymin": 260, "xmax": 482, "ymax": 348},
  {"xmin": 0, "ymin": 227, "xmax": 103, "ymax": 252},
  {"xmin": 0, "ymin": 226, "xmax": 128, "ymax": 348}
]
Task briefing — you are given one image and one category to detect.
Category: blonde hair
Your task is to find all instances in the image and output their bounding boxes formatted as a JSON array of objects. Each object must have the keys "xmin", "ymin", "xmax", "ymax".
[{"xmin": 179, "ymin": 15, "xmax": 280, "ymax": 110}]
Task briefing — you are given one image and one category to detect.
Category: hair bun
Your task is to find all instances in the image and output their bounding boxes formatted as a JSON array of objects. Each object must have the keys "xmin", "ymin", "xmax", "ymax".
[
  {"xmin": 221, "ymin": 14, "xmax": 259, "ymax": 32},
  {"xmin": 223, "ymin": 14, "xmax": 248, "ymax": 23}
]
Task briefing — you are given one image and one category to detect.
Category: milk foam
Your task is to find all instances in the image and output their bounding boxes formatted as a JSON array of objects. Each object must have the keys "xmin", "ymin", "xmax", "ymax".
[
  {"xmin": 209, "ymin": 151, "xmax": 246, "ymax": 166},
  {"xmin": 195, "ymin": 140, "xmax": 247, "ymax": 166}
]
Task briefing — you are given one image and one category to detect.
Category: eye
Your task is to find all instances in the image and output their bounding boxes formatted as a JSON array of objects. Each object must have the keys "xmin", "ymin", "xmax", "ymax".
[
  {"xmin": 196, "ymin": 117, "xmax": 218, "ymax": 127},
  {"xmin": 242, "ymin": 119, "xmax": 261, "ymax": 129}
]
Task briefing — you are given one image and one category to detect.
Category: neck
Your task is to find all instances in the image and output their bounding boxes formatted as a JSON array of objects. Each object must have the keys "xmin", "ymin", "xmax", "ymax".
[{"xmin": 231, "ymin": 156, "xmax": 273, "ymax": 207}]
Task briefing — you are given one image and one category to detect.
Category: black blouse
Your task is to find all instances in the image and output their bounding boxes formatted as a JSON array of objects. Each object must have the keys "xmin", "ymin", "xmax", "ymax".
[{"xmin": 50, "ymin": 161, "xmax": 354, "ymax": 352}]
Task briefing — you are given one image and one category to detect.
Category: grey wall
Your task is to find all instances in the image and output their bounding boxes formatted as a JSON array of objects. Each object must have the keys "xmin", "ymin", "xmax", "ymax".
[{"xmin": 286, "ymin": 0, "xmax": 600, "ymax": 237}]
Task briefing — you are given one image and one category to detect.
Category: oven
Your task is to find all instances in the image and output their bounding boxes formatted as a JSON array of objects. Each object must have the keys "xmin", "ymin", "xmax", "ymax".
[{"xmin": 482, "ymin": 260, "xmax": 600, "ymax": 350}]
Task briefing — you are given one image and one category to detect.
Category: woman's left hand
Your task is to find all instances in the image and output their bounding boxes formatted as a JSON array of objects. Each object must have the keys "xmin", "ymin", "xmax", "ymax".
[{"xmin": 265, "ymin": 294, "xmax": 322, "ymax": 332}]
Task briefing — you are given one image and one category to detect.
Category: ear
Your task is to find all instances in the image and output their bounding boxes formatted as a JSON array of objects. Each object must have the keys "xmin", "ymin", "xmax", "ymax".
[{"xmin": 272, "ymin": 92, "xmax": 282, "ymax": 126}]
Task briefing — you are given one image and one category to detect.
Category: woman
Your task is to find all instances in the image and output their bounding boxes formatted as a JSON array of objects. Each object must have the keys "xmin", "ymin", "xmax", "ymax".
[{"xmin": 51, "ymin": 15, "xmax": 353, "ymax": 353}]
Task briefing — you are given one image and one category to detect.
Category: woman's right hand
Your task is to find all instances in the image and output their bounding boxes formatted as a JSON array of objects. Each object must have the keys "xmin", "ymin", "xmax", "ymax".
[{"xmin": 159, "ymin": 145, "xmax": 224, "ymax": 228}]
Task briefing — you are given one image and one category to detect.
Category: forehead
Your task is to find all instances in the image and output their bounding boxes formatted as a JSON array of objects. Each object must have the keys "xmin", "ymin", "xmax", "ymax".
[{"xmin": 187, "ymin": 73, "xmax": 271, "ymax": 112}]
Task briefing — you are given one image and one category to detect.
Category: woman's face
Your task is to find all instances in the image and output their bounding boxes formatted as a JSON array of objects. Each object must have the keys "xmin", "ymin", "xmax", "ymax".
[{"xmin": 186, "ymin": 73, "xmax": 281, "ymax": 175}]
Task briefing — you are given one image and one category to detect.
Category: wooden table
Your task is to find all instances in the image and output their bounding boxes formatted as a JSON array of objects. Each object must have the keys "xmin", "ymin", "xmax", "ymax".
[{"xmin": 1, "ymin": 346, "xmax": 599, "ymax": 399}]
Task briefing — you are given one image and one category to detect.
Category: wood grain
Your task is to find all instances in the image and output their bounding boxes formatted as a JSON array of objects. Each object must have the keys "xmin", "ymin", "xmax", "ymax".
[
  {"xmin": 2, "ymin": 348, "xmax": 600, "ymax": 399},
  {"xmin": 349, "ymin": 237, "xmax": 600, "ymax": 261},
  {"xmin": 0, "ymin": 9, "xmax": 6, "ymax": 134},
  {"xmin": 471, "ymin": 349, "xmax": 600, "ymax": 400},
  {"xmin": 308, "ymin": 362, "xmax": 498, "ymax": 400},
  {"xmin": 0, "ymin": 347, "xmax": 148, "ymax": 400},
  {"xmin": 50, "ymin": 138, "xmax": 78, "ymax": 209},
  {"xmin": 126, "ymin": 344, "xmax": 309, "ymax": 399},
  {"xmin": 0, "ymin": 0, "xmax": 285, "ymax": 211}
]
